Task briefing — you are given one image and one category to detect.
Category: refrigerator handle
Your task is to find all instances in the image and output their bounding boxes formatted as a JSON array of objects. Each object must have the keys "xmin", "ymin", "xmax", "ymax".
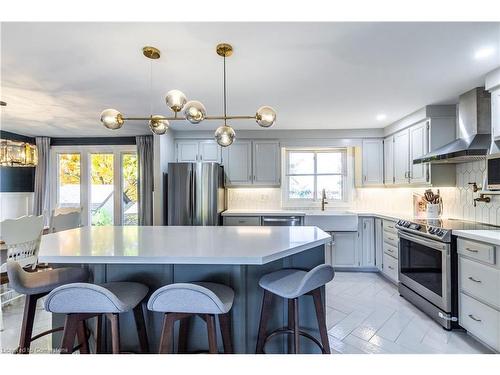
[{"xmin": 189, "ymin": 166, "xmax": 194, "ymax": 225}]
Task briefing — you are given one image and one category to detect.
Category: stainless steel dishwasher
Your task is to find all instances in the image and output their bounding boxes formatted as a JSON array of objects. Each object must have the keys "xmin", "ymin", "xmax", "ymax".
[{"xmin": 261, "ymin": 216, "xmax": 303, "ymax": 226}]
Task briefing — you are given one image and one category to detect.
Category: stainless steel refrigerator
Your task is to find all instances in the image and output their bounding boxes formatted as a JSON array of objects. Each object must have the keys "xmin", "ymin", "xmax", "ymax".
[{"xmin": 167, "ymin": 162, "xmax": 225, "ymax": 226}]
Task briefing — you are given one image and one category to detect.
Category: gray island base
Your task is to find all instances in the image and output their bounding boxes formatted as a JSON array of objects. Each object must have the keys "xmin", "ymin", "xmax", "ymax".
[{"xmin": 39, "ymin": 226, "xmax": 331, "ymax": 354}]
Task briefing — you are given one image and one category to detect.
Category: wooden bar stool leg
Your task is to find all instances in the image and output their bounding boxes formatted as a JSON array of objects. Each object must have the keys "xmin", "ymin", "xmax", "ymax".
[
  {"xmin": 95, "ymin": 315, "xmax": 103, "ymax": 354},
  {"xmin": 293, "ymin": 298, "xmax": 300, "ymax": 354},
  {"xmin": 107, "ymin": 313, "xmax": 120, "ymax": 354},
  {"xmin": 311, "ymin": 288, "xmax": 331, "ymax": 354},
  {"xmin": 255, "ymin": 290, "xmax": 273, "ymax": 354},
  {"xmin": 218, "ymin": 313, "xmax": 233, "ymax": 354},
  {"xmin": 76, "ymin": 320, "xmax": 90, "ymax": 354},
  {"xmin": 177, "ymin": 316, "xmax": 191, "ymax": 353},
  {"xmin": 158, "ymin": 313, "xmax": 176, "ymax": 354},
  {"xmin": 18, "ymin": 294, "xmax": 39, "ymax": 354},
  {"xmin": 133, "ymin": 304, "xmax": 149, "ymax": 353},
  {"xmin": 205, "ymin": 314, "xmax": 218, "ymax": 354},
  {"xmin": 60, "ymin": 314, "xmax": 79, "ymax": 354}
]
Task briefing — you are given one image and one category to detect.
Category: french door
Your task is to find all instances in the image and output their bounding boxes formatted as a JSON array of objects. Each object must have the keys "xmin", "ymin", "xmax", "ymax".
[{"xmin": 50, "ymin": 145, "xmax": 138, "ymax": 226}]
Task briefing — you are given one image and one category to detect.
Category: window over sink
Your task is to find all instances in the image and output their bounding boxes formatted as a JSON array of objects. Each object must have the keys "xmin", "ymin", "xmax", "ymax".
[{"xmin": 282, "ymin": 148, "xmax": 351, "ymax": 207}]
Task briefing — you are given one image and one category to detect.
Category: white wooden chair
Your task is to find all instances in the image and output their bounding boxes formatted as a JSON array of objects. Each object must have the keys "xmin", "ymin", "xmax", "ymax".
[
  {"xmin": 49, "ymin": 207, "xmax": 82, "ymax": 233},
  {"xmin": 0, "ymin": 215, "xmax": 44, "ymax": 331}
]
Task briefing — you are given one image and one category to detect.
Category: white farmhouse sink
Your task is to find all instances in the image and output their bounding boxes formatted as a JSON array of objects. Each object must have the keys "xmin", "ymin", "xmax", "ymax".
[{"xmin": 304, "ymin": 211, "xmax": 358, "ymax": 232}]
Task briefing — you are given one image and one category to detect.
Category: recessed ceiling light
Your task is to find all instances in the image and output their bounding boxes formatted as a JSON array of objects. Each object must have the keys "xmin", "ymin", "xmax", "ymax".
[
  {"xmin": 474, "ymin": 47, "xmax": 495, "ymax": 60},
  {"xmin": 376, "ymin": 114, "xmax": 387, "ymax": 121}
]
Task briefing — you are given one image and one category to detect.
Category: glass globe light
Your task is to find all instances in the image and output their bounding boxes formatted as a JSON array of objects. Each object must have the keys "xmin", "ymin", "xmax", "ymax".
[
  {"xmin": 165, "ymin": 89, "xmax": 187, "ymax": 112},
  {"xmin": 184, "ymin": 100, "xmax": 207, "ymax": 124},
  {"xmin": 100, "ymin": 109, "xmax": 124, "ymax": 130},
  {"xmin": 256, "ymin": 106, "xmax": 277, "ymax": 128},
  {"xmin": 215, "ymin": 125, "xmax": 236, "ymax": 147},
  {"xmin": 149, "ymin": 115, "xmax": 169, "ymax": 135}
]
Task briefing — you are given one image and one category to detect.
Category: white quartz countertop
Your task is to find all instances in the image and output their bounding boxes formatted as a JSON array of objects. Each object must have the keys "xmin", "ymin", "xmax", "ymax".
[
  {"xmin": 452, "ymin": 230, "xmax": 500, "ymax": 246},
  {"xmin": 221, "ymin": 209, "xmax": 307, "ymax": 216},
  {"xmin": 38, "ymin": 225, "xmax": 331, "ymax": 265},
  {"xmin": 221, "ymin": 209, "xmax": 412, "ymax": 222}
]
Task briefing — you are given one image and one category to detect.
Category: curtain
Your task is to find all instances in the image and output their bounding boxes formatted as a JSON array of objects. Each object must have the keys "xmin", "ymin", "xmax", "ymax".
[
  {"xmin": 136, "ymin": 135, "xmax": 154, "ymax": 225},
  {"xmin": 33, "ymin": 137, "xmax": 50, "ymax": 217}
]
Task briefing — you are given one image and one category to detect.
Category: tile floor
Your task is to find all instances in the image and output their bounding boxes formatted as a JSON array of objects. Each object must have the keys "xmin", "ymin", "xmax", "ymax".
[
  {"xmin": 0, "ymin": 271, "xmax": 494, "ymax": 354},
  {"xmin": 326, "ymin": 272, "xmax": 492, "ymax": 354}
]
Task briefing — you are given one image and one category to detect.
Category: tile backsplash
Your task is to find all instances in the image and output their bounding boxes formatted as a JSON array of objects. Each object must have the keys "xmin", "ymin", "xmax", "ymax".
[{"xmin": 226, "ymin": 160, "xmax": 500, "ymax": 225}]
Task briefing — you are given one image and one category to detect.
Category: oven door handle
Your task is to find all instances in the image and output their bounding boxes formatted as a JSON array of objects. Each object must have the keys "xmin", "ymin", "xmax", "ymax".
[{"xmin": 398, "ymin": 231, "xmax": 449, "ymax": 252}]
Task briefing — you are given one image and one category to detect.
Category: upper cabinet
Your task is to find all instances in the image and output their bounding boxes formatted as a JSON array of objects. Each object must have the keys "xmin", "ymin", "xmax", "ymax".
[
  {"xmin": 253, "ymin": 141, "xmax": 281, "ymax": 185},
  {"xmin": 393, "ymin": 129, "xmax": 410, "ymax": 184},
  {"xmin": 222, "ymin": 139, "xmax": 281, "ymax": 187},
  {"xmin": 222, "ymin": 140, "xmax": 253, "ymax": 185},
  {"xmin": 383, "ymin": 135, "xmax": 394, "ymax": 185},
  {"xmin": 176, "ymin": 140, "xmax": 221, "ymax": 162},
  {"xmin": 383, "ymin": 105, "xmax": 456, "ymax": 187},
  {"xmin": 409, "ymin": 120, "xmax": 429, "ymax": 184},
  {"xmin": 361, "ymin": 139, "xmax": 384, "ymax": 186}
]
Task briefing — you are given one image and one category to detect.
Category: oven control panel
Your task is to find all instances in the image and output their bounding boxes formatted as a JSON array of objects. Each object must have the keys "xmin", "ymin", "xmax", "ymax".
[{"xmin": 395, "ymin": 220, "xmax": 451, "ymax": 242}]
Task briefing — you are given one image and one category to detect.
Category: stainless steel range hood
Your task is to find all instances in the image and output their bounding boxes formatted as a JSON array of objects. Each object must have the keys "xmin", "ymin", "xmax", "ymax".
[{"xmin": 414, "ymin": 87, "xmax": 491, "ymax": 164}]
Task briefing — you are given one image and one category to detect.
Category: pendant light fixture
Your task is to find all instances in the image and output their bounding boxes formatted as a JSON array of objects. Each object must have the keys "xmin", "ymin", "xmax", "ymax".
[{"xmin": 100, "ymin": 43, "xmax": 276, "ymax": 147}]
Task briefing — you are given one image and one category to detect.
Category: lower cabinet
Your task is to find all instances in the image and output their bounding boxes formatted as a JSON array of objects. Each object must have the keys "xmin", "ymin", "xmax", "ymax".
[
  {"xmin": 331, "ymin": 232, "xmax": 359, "ymax": 268},
  {"xmin": 360, "ymin": 217, "xmax": 375, "ymax": 267},
  {"xmin": 381, "ymin": 219, "xmax": 399, "ymax": 283},
  {"xmin": 222, "ymin": 216, "xmax": 261, "ymax": 226},
  {"xmin": 375, "ymin": 218, "xmax": 383, "ymax": 272},
  {"xmin": 458, "ymin": 236, "xmax": 500, "ymax": 352}
]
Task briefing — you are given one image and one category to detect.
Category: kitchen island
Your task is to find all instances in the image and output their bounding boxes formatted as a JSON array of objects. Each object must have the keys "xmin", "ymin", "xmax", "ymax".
[{"xmin": 39, "ymin": 225, "xmax": 331, "ymax": 354}]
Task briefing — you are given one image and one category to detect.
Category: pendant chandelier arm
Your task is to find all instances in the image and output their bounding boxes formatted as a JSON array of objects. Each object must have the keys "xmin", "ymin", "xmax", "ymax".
[
  {"xmin": 121, "ymin": 115, "xmax": 256, "ymax": 122},
  {"xmin": 223, "ymin": 55, "xmax": 227, "ymax": 125}
]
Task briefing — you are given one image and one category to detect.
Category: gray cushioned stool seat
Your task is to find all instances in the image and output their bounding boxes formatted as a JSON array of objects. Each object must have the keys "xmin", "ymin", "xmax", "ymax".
[
  {"xmin": 147, "ymin": 282, "xmax": 234, "ymax": 314},
  {"xmin": 259, "ymin": 264, "xmax": 334, "ymax": 299},
  {"xmin": 44, "ymin": 282, "xmax": 149, "ymax": 314},
  {"xmin": 6, "ymin": 260, "xmax": 89, "ymax": 295}
]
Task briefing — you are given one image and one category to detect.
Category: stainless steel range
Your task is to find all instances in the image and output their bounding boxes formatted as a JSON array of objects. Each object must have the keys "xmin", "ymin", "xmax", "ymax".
[{"xmin": 395, "ymin": 218, "xmax": 497, "ymax": 330}]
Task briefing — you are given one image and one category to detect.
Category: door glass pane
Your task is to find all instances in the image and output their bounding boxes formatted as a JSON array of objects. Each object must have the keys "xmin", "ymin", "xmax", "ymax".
[
  {"xmin": 317, "ymin": 175, "xmax": 343, "ymax": 200},
  {"xmin": 58, "ymin": 154, "xmax": 80, "ymax": 208},
  {"xmin": 122, "ymin": 154, "xmax": 138, "ymax": 225},
  {"xmin": 317, "ymin": 152, "xmax": 343, "ymax": 174},
  {"xmin": 289, "ymin": 176, "xmax": 314, "ymax": 199},
  {"xmin": 90, "ymin": 154, "xmax": 114, "ymax": 226},
  {"xmin": 288, "ymin": 152, "xmax": 314, "ymax": 174}
]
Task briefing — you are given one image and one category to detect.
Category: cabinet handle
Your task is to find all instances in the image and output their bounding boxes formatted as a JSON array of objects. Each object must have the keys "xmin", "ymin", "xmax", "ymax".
[
  {"xmin": 364, "ymin": 175, "xmax": 367, "ymax": 182},
  {"xmin": 468, "ymin": 276, "xmax": 482, "ymax": 283},
  {"xmin": 388, "ymin": 237, "xmax": 395, "ymax": 241},
  {"xmin": 388, "ymin": 265, "xmax": 394, "ymax": 270},
  {"xmin": 200, "ymin": 155, "xmax": 203, "ymax": 161},
  {"xmin": 466, "ymin": 247, "xmax": 479, "ymax": 253},
  {"xmin": 468, "ymin": 314, "xmax": 482, "ymax": 322},
  {"xmin": 386, "ymin": 248, "xmax": 394, "ymax": 253}
]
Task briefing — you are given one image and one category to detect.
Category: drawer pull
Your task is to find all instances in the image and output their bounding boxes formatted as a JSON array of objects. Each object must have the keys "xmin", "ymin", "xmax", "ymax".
[
  {"xmin": 238, "ymin": 221, "xmax": 245, "ymax": 223},
  {"xmin": 387, "ymin": 249, "xmax": 394, "ymax": 253},
  {"xmin": 466, "ymin": 247, "xmax": 479, "ymax": 253},
  {"xmin": 388, "ymin": 266, "xmax": 395, "ymax": 270},
  {"xmin": 388, "ymin": 237, "xmax": 395, "ymax": 241},
  {"xmin": 468, "ymin": 314, "xmax": 482, "ymax": 322},
  {"xmin": 467, "ymin": 276, "xmax": 482, "ymax": 283}
]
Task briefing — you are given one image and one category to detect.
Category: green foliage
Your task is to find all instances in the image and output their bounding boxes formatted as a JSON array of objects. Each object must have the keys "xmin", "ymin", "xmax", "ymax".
[{"xmin": 92, "ymin": 208, "xmax": 113, "ymax": 226}]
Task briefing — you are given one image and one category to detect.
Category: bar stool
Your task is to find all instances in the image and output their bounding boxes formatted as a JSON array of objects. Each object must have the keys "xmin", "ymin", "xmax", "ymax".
[
  {"xmin": 44, "ymin": 281, "xmax": 149, "ymax": 354},
  {"xmin": 255, "ymin": 264, "xmax": 334, "ymax": 354},
  {"xmin": 147, "ymin": 282, "xmax": 234, "ymax": 354},
  {"xmin": 6, "ymin": 261, "xmax": 89, "ymax": 354}
]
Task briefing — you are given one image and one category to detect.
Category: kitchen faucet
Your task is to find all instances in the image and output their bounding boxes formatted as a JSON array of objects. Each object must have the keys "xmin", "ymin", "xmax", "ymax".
[{"xmin": 321, "ymin": 188, "xmax": 328, "ymax": 211}]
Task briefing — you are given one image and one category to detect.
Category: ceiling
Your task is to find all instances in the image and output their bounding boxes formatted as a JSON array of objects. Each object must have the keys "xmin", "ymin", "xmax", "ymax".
[{"xmin": 1, "ymin": 22, "xmax": 499, "ymax": 137}]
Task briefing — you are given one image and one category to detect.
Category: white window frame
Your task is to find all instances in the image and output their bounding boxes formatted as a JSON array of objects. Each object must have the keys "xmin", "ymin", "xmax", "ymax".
[
  {"xmin": 281, "ymin": 147, "xmax": 354, "ymax": 209},
  {"xmin": 50, "ymin": 145, "xmax": 137, "ymax": 226}
]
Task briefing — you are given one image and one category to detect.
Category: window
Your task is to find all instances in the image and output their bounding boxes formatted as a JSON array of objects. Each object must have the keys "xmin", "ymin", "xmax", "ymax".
[
  {"xmin": 284, "ymin": 148, "xmax": 348, "ymax": 205},
  {"xmin": 51, "ymin": 145, "xmax": 137, "ymax": 226}
]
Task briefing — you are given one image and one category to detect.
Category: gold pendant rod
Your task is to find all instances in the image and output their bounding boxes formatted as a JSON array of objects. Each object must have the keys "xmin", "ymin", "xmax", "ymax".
[{"xmin": 122, "ymin": 115, "xmax": 256, "ymax": 121}]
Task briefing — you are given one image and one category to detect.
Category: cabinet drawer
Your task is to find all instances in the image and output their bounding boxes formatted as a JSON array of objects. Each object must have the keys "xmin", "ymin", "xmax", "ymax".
[
  {"xmin": 382, "ymin": 253, "xmax": 399, "ymax": 282},
  {"xmin": 459, "ymin": 292, "xmax": 499, "ymax": 350},
  {"xmin": 383, "ymin": 242, "xmax": 398, "ymax": 259},
  {"xmin": 460, "ymin": 257, "xmax": 500, "ymax": 309},
  {"xmin": 383, "ymin": 220, "xmax": 397, "ymax": 234},
  {"xmin": 383, "ymin": 230, "xmax": 398, "ymax": 248},
  {"xmin": 458, "ymin": 238, "xmax": 496, "ymax": 265},
  {"xmin": 223, "ymin": 216, "xmax": 261, "ymax": 226}
]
